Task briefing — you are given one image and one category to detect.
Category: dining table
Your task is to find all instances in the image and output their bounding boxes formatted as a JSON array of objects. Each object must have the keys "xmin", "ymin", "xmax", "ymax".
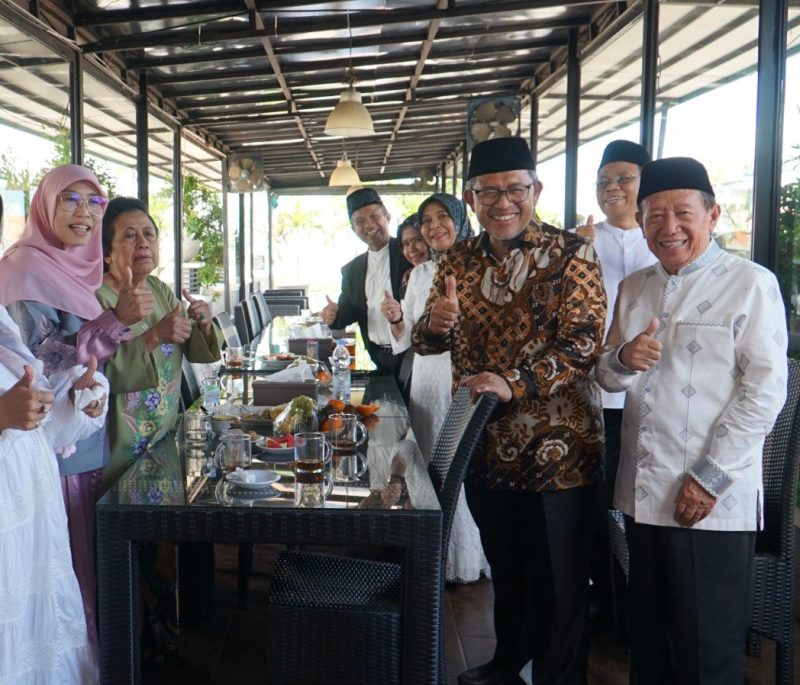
[{"xmin": 96, "ymin": 373, "xmax": 444, "ymax": 684}]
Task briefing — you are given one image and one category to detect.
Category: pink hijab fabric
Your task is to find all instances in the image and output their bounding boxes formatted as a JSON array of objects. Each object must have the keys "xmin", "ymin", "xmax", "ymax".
[{"xmin": 0, "ymin": 164, "xmax": 105, "ymax": 321}]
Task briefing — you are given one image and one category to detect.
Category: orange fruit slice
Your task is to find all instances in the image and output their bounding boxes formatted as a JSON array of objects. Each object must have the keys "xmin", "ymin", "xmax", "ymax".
[
  {"xmin": 356, "ymin": 403, "xmax": 379, "ymax": 416},
  {"xmin": 327, "ymin": 399, "xmax": 346, "ymax": 412}
]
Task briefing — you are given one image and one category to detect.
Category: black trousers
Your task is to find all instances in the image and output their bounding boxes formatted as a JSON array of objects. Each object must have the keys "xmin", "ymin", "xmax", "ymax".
[
  {"xmin": 590, "ymin": 408, "xmax": 622, "ymax": 609},
  {"xmin": 624, "ymin": 517, "xmax": 756, "ymax": 685},
  {"xmin": 367, "ymin": 342, "xmax": 402, "ymax": 378},
  {"xmin": 465, "ymin": 481, "xmax": 595, "ymax": 685}
]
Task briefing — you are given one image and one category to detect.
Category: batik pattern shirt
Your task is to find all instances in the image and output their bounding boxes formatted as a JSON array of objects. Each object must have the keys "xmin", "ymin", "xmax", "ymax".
[
  {"xmin": 411, "ymin": 222, "xmax": 607, "ymax": 492},
  {"xmin": 596, "ymin": 240, "xmax": 787, "ymax": 531}
]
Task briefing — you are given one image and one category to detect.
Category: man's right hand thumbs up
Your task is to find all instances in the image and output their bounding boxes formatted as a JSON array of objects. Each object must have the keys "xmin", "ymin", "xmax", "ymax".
[
  {"xmin": 114, "ymin": 266, "xmax": 155, "ymax": 326},
  {"xmin": 322, "ymin": 294, "xmax": 339, "ymax": 326},
  {"xmin": 429, "ymin": 276, "xmax": 460, "ymax": 335},
  {"xmin": 576, "ymin": 214, "xmax": 595, "ymax": 242},
  {"xmin": 380, "ymin": 289, "xmax": 402, "ymax": 324},
  {"xmin": 620, "ymin": 317, "xmax": 662, "ymax": 371},
  {"xmin": 0, "ymin": 365, "xmax": 54, "ymax": 431}
]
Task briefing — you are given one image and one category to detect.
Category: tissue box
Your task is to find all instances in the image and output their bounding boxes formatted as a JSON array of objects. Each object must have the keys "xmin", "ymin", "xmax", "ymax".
[
  {"xmin": 288, "ymin": 338, "xmax": 336, "ymax": 361},
  {"xmin": 252, "ymin": 379, "xmax": 319, "ymax": 405}
]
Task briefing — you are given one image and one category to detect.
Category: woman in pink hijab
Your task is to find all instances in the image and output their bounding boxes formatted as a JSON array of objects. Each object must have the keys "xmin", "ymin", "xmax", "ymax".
[{"xmin": 0, "ymin": 164, "xmax": 153, "ymax": 654}]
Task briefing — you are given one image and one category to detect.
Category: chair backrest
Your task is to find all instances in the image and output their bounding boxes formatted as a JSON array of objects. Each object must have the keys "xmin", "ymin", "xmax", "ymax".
[
  {"xmin": 263, "ymin": 288, "xmax": 306, "ymax": 298},
  {"xmin": 241, "ymin": 297, "xmax": 262, "ymax": 343},
  {"xmin": 262, "ymin": 295, "xmax": 309, "ymax": 310},
  {"xmin": 267, "ymin": 303, "xmax": 301, "ymax": 318},
  {"xmin": 212, "ymin": 311, "xmax": 242, "ymax": 349},
  {"xmin": 757, "ymin": 358, "xmax": 800, "ymax": 559},
  {"xmin": 252, "ymin": 291, "xmax": 272, "ymax": 328},
  {"xmin": 180, "ymin": 357, "xmax": 201, "ymax": 411},
  {"xmin": 428, "ymin": 387, "xmax": 498, "ymax": 559},
  {"xmin": 397, "ymin": 349, "xmax": 414, "ymax": 399},
  {"xmin": 233, "ymin": 303, "xmax": 251, "ymax": 347}
]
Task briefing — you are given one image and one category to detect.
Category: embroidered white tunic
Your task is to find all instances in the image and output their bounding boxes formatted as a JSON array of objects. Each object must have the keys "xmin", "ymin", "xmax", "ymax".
[{"xmin": 596, "ymin": 240, "xmax": 787, "ymax": 531}]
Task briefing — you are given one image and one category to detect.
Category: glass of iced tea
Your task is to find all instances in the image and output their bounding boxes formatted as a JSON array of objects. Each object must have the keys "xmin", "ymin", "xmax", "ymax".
[{"xmin": 293, "ymin": 432, "xmax": 332, "ymax": 507}]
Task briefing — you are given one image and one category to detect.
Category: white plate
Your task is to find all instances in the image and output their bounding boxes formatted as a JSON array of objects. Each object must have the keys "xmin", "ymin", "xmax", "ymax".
[
  {"xmin": 253, "ymin": 438, "xmax": 295, "ymax": 463},
  {"xmin": 226, "ymin": 470, "xmax": 281, "ymax": 489}
]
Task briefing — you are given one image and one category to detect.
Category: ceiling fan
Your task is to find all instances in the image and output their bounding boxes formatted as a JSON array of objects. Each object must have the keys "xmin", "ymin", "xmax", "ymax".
[
  {"xmin": 227, "ymin": 157, "xmax": 265, "ymax": 192},
  {"xmin": 466, "ymin": 96, "xmax": 521, "ymax": 150},
  {"xmin": 412, "ymin": 168, "xmax": 436, "ymax": 191}
]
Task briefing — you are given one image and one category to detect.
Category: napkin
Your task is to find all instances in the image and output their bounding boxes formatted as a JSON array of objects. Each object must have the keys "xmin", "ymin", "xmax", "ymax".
[
  {"xmin": 229, "ymin": 467, "xmax": 256, "ymax": 483},
  {"xmin": 263, "ymin": 359, "xmax": 315, "ymax": 383},
  {"xmin": 73, "ymin": 385, "xmax": 106, "ymax": 411}
]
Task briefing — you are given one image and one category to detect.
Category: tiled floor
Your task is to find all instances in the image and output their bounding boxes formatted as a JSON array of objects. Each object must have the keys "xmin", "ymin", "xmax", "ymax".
[{"xmin": 142, "ymin": 543, "xmax": 798, "ymax": 684}]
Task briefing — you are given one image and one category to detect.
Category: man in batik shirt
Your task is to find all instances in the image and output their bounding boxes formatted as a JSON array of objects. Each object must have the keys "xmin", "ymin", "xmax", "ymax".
[{"xmin": 412, "ymin": 137, "xmax": 606, "ymax": 685}]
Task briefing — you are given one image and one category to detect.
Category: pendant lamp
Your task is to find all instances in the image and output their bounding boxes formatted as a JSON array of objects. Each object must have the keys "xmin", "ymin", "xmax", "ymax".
[
  {"xmin": 325, "ymin": 81, "xmax": 374, "ymax": 137},
  {"xmin": 329, "ymin": 156, "xmax": 361, "ymax": 187}
]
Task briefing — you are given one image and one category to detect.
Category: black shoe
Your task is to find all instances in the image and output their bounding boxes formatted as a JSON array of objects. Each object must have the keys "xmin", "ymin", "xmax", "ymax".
[{"xmin": 458, "ymin": 661, "xmax": 524, "ymax": 685}]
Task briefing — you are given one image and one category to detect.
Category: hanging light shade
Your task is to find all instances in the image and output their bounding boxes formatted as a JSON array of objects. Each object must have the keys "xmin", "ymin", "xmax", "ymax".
[
  {"xmin": 324, "ymin": 84, "xmax": 374, "ymax": 137},
  {"xmin": 329, "ymin": 157, "xmax": 361, "ymax": 186}
]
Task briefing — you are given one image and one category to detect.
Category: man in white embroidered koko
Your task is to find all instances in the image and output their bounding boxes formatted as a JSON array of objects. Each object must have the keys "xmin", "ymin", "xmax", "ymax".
[{"xmin": 596, "ymin": 156, "xmax": 788, "ymax": 685}]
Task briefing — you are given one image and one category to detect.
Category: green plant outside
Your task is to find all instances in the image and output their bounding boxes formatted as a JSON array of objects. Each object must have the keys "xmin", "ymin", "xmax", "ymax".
[{"xmin": 179, "ymin": 174, "xmax": 223, "ymax": 287}]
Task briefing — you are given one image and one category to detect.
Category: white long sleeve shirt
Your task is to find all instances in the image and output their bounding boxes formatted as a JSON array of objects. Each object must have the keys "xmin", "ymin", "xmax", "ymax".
[{"xmin": 596, "ymin": 240, "xmax": 787, "ymax": 531}]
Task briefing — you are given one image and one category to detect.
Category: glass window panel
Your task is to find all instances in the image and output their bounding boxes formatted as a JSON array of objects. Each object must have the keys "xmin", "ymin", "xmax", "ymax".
[
  {"xmin": 82, "ymin": 73, "xmax": 137, "ymax": 198},
  {"xmin": 148, "ymin": 113, "xmax": 175, "ymax": 286},
  {"xmin": 778, "ymin": 12, "xmax": 800, "ymax": 342},
  {"xmin": 655, "ymin": 2, "xmax": 759, "ymax": 259},
  {"xmin": 0, "ymin": 19, "xmax": 70, "ymax": 250}
]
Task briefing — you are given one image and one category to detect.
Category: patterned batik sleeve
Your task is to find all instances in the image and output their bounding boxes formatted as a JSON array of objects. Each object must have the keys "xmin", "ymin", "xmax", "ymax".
[{"xmin": 507, "ymin": 242, "xmax": 606, "ymax": 400}]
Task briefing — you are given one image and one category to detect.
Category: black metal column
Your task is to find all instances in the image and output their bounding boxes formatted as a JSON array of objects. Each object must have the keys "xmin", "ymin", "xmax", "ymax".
[
  {"xmin": 172, "ymin": 128, "xmax": 183, "ymax": 296},
  {"xmin": 461, "ymin": 139, "xmax": 469, "ymax": 192},
  {"xmin": 222, "ymin": 160, "xmax": 231, "ymax": 312},
  {"xmin": 69, "ymin": 51, "xmax": 83, "ymax": 164},
  {"xmin": 564, "ymin": 29, "xmax": 580, "ymax": 229},
  {"xmin": 238, "ymin": 193, "xmax": 246, "ymax": 302},
  {"xmin": 529, "ymin": 91, "xmax": 539, "ymax": 168},
  {"xmin": 249, "ymin": 191, "xmax": 255, "ymax": 293},
  {"xmin": 751, "ymin": 0, "xmax": 788, "ymax": 270},
  {"xmin": 640, "ymin": 0, "xmax": 659, "ymax": 157},
  {"xmin": 267, "ymin": 189, "xmax": 274, "ymax": 289},
  {"xmin": 136, "ymin": 72, "xmax": 149, "ymax": 204}
]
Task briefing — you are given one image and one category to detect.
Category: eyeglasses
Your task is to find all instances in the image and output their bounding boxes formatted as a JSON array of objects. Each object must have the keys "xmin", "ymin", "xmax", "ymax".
[
  {"xmin": 595, "ymin": 175, "xmax": 639, "ymax": 190},
  {"xmin": 57, "ymin": 191, "xmax": 108, "ymax": 216},
  {"xmin": 471, "ymin": 184, "xmax": 533, "ymax": 206}
]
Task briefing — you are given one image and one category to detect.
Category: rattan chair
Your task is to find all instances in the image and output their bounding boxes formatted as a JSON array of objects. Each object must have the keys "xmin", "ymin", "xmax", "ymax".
[
  {"xmin": 397, "ymin": 348, "xmax": 414, "ymax": 402},
  {"xmin": 265, "ymin": 303, "xmax": 301, "ymax": 318},
  {"xmin": 746, "ymin": 358, "xmax": 800, "ymax": 685},
  {"xmin": 179, "ymin": 357, "xmax": 201, "ymax": 412},
  {"xmin": 253, "ymin": 290, "xmax": 272, "ymax": 329},
  {"xmin": 212, "ymin": 311, "xmax": 242, "ymax": 350},
  {"xmin": 265, "ymin": 387, "xmax": 498, "ymax": 685}
]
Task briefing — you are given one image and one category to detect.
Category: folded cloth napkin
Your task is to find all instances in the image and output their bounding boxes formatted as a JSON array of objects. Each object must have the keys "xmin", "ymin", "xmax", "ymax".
[
  {"xmin": 72, "ymin": 384, "xmax": 106, "ymax": 411},
  {"xmin": 229, "ymin": 467, "xmax": 256, "ymax": 483}
]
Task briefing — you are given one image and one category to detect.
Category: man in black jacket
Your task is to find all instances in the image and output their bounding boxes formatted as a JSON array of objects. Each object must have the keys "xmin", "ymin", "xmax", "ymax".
[{"xmin": 322, "ymin": 188, "xmax": 411, "ymax": 376}]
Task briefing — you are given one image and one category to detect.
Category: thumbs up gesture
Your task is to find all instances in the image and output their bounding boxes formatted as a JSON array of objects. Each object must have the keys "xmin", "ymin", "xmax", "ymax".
[
  {"xmin": 322, "ymin": 294, "xmax": 339, "ymax": 326},
  {"xmin": 182, "ymin": 288, "xmax": 212, "ymax": 334},
  {"xmin": 619, "ymin": 317, "xmax": 662, "ymax": 371},
  {"xmin": 152, "ymin": 303, "xmax": 193, "ymax": 346},
  {"xmin": 0, "ymin": 365, "xmax": 55, "ymax": 431},
  {"xmin": 429, "ymin": 276, "xmax": 460, "ymax": 335},
  {"xmin": 114, "ymin": 266, "xmax": 155, "ymax": 325},
  {"xmin": 380, "ymin": 289, "xmax": 403, "ymax": 325},
  {"xmin": 575, "ymin": 214, "xmax": 596, "ymax": 242}
]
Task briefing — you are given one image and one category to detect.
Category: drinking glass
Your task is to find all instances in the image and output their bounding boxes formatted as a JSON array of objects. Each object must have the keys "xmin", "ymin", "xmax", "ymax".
[
  {"xmin": 327, "ymin": 413, "xmax": 368, "ymax": 483},
  {"xmin": 214, "ymin": 431, "xmax": 252, "ymax": 474},
  {"xmin": 293, "ymin": 431, "xmax": 332, "ymax": 507}
]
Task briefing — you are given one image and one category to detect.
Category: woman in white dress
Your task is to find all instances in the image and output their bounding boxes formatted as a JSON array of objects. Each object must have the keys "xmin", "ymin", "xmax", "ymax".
[
  {"xmin": 0, "ymin": 305, "xmax": 107, "ymax": 684},
  {"xmin": 381, "ymin": 193, "xmax": 490, "ymax": 583}
]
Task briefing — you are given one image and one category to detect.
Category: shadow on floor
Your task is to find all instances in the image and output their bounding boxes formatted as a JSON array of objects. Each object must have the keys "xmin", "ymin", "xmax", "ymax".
[{"xmin": 141, "ymin": 543, "xmax": 798, "ymax": 684}]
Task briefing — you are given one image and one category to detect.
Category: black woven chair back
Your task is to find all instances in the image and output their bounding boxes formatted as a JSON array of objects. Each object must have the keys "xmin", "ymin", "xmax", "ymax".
[
  {"xmin": 180, "ymin": 357, "xmax": 201, "ymax": 411},
  {"xmin": 428, "ymin": 387, "xmax": 498, "ymax": 561},
  {"xmin": 252, "ymin": 291, "xmax": 272, "ymax": 328},
  {"xmin": 757, "ymin": 358, "xmax": 800, "ymax": 557},
  {"xmin": 212, "ymin": 311, "xmax": 242, "ymax": 350},
  {"xmin": 397, "ymin": 349, "xmax": 414, "ymax": 399},
  {"xmin": 233, "ymin": 303, "xmax": 251, "ymax": 347},
  {"xmin": 266, "ymin": 303, "xmax": 301, "ymax": 318},
  {"xmin": 241, "ymin": 297, "xmax": 262, "ymax": 345}
]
